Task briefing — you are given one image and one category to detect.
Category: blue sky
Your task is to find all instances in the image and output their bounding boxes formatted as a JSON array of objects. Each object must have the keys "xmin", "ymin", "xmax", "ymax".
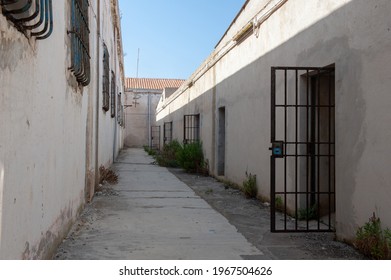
[{"xmin": 118, "ymin": 0, "xmax": 246, "ymax": 79}]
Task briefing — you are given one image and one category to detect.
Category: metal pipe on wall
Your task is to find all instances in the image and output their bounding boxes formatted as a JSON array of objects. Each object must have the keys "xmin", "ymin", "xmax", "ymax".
[
  {"xmin": 148, "ymin": 93, "xmax": 151, "ymax": 148},
  {"xmin": 113, "ymin": 27, "xmax": 118, "ymax": 162},
  {"xmin": 94, "ymin": 0, "xmax": 101, "ymax": 190}
]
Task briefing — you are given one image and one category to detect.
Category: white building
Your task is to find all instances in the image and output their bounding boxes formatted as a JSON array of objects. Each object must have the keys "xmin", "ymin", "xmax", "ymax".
[
  {"xmin": 0, "ymin": 0, "xmax": 125, "ymax": 259},
  {"xmin": 124, "ymin": 78, "xmax": 184, "ymax": 148},
  {"xmin": 156, "ymin": 0, "xmax": 391, "ymax": 241}
]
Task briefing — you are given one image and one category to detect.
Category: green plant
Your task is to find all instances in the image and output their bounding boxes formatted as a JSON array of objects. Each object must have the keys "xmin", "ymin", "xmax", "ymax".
[
  {"xmin": 242, "ymin": 172, "xmax": 257, "ymax": 198},
  {"xmin": 143, "ymin": 145, "xmax": 157, "ymax": 156},
  {"xmin": 215, "ymin": 177, "xmax": 241, "ymax": 190},
  {"xmin": 150, "ymin": 139, "xmax": 208, "ymax": 174},
  {"xmin": 205, "ymin": 188, "xmax": 213, "ymax": 195},
  {"xmin": 275, "ymin": 195, "xmax": 283, "ymax": 211},
  {"xmin": 355, "ymin": 213, "xmax": 391, "ymax": 259},
  {"xmin": 297, "ymin": 204, "xmax": 318, "ymax": 220},
  {"xmin": 155, "ymin": 140, "xmax": 183, "ymax": 167},
  {"xmin": 177, "ymin": 141, "xmax": 205, "ymax": 173}
]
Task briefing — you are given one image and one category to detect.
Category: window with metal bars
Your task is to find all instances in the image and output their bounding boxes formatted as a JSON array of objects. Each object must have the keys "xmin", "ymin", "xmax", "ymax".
[
  {"xmin": 183, "ymin": 114, "xmax": 200, "ymax": 144},
  {"xmin": 119, "ymin": 105, "xmax": 125, "ymax": 127},
  {"xmin": 102, "ymin": 43, "xmax": 110, "ymax": 111},
  {"xmin": 164, "ymin": 122, "xmax": 173, "ymax": 145},
  {"xmin": 0, "ymin": 0, "xmax": 53, "ymax": 40},
  {"xmin": 117, "ymin": 91, "xmax": 121, "ymax": 123},
  {"xmin": 68, "ymin": 0, "xmax": 90, "ymax": 86},
  {"xmin": 110, "ymin": 71, "xmax": 116, "ymax": 118}
]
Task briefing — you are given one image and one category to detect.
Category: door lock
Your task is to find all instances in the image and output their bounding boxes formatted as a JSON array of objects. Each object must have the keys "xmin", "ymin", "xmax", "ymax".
[{"xmin": 270, "ymin": 141, "xmax": 284, "ymax": 158}]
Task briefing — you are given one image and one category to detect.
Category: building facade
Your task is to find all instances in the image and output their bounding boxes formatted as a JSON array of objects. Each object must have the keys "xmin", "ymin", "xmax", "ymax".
[
  {"xmin": 156, "ymin": 0, "xmax": 391, "ymax": 241},
  {"xmin": 124, "ymin": 78, "xmax": 184, "ymax": 148},
  {"xmin": 0, "ymin": 0, "xmax": 125, "ymax": 259}
]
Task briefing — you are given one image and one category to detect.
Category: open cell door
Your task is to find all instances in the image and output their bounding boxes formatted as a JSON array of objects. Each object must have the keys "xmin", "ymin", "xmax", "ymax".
[{"xmin": 270, "ymin": 66, "xmax": 335, "ymax": 232}]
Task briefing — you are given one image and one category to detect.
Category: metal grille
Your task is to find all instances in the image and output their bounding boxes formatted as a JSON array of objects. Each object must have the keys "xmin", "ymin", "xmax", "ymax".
[
  {"xmin": 68, "ymin": 0, "xmax": 90, "ymax": 86},
  {"xmin": 117, "ymin": 91, "xmax": 121, "ymax": 124},
  {"xmin": 0, "ymin": 0, "xmax": 53, "ymax": 40},
  {"xmin": 270, "ymin": 66, "xmax": 335, "ymax": 232},
  {"xmin": 102, "ymin": 44, "xmax": 110, "ymax": 111},
  {"xmin": 150, "ymin": 126, "xmax": 161, "ymax": 150},
  {"xmin": 163, "ymin": 122, "xmax": 173, "ymax": 145},
  {"xmin": 183, "ymin": 114, "xmax": 200, "ymax": 144},
  {"xmin": 110, "ymin": 71, "xmax": 116, "ymax": 118}
]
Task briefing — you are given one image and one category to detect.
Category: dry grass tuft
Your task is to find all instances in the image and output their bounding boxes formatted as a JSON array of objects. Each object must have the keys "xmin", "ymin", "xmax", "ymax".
[{"xmin": 99, "ymin": 165, "xmax": 118, "ymax": 185}]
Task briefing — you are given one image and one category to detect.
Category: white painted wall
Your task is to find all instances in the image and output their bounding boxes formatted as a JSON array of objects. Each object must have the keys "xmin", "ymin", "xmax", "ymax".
[
  {"xmin": 0, "ymin": 0, "xmax": 124, "ymax": 259},
  {"xmin": 156, "ymin": 0, "xmax": 391, "ymax": 241}
]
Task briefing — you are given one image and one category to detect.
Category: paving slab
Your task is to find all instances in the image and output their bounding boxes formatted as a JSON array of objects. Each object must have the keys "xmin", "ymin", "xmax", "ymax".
[
  {"xmin": 54, "ymin": 148, "xmax": 262, "ymax": 259},
  {"xmin": 168, "ymin": 168, "xmax": 366, "ymax": 260}
]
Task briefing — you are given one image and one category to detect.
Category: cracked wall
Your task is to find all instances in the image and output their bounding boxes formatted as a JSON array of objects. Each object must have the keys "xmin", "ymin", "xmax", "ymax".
[{"xmin": 0, "ymin": 0, "xmax": 125, "ymax": 259}]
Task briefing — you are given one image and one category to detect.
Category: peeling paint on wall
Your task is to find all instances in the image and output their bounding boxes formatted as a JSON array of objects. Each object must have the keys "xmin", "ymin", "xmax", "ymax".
[
  {"xmin": 21, "ymin": 202, "xmax": 80, "ymax": 260},
  {"xmin": 0, "ymin": 31, "xmax": 29, "ymax": 72},
  {"xmin": 0, "ymin": 0, "xmax": 125, "ymax": 259}
]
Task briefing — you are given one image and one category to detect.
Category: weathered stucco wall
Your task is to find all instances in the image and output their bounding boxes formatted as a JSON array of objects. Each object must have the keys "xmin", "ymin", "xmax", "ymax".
[
  {"xmin": 156, "ymin": 0, "xmax": 391, "ymax": 241},
  {"xmin": 124, "ymin": 91, "xmax": 161, "ymax": 148},
  {"xmin": 0, "ymin": 0, "xmax": 124, "ymax": 259}
]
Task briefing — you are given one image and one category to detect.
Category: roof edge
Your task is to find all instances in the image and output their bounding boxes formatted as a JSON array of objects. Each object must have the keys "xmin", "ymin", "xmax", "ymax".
[{"xmin": 214, "ymin": 0, "xmax": 250, "ymax": 48}]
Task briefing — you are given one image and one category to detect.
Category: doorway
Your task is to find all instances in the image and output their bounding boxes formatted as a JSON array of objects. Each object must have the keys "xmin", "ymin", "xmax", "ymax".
[
  {"xmin": 270, "ymin": 66, "xmax": 335, "ymax": 232},
  {"xmin": 218, "ymin": 107, "xmax": 226, "ymax": 176}
]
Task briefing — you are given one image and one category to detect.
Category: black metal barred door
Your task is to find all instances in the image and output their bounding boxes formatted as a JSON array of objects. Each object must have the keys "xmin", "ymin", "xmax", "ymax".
[
  {"xmin": 270, "ymin": 66, "xmax": 335, "ymax": 232},
  {"xmin": 150, "ymin": 126, "xmax": 161, "ymax": 150},
  {"xmin": 164, "ymin": 122, "xmax": 173, "ymax": 145}
]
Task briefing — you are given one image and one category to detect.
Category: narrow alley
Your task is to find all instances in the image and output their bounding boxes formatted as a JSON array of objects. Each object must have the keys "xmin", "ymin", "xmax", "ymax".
[
  {"xmin": 54, "ymin": 149, "xmax": 261, "ymax": 259},
  {"xmin": 54, "ymin": 149, "xmax": 363, "ymax": 260}
]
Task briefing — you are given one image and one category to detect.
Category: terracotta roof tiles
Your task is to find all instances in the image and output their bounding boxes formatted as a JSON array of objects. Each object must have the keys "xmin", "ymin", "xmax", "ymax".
[{"xmin": 125, "ymin": 78, "xmax": 185, "ymax": 90}]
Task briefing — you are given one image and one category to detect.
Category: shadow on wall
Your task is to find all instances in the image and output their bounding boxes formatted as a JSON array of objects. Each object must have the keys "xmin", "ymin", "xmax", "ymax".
[
  {"xmin": 0, "ymin": 161, "xmax": 3, "ymax": 254},
  {"xmin": 156, "ymin": 0, "xmax": 390, "ymax": 239},
  {"xmin": 158, "ymin": 0, "xmax": 368, "ymax": 174}
]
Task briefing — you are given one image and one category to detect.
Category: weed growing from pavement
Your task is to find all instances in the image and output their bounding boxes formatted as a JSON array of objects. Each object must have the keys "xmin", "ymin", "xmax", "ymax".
[
  {"xmin": 242, "ymin": 172, "xmax": 257, "ymax": 198},
  {"xmin": 151, "ymin": 140, "xmax": 209, "ymax": 174},
  {"xmin": 155, "ymin": 140, "xmax": 182, "ymax": 167},
  {"xmin": 355, "ymin": 213, "xmax": 391, "ymax": 259},
  {"xmin": 275, "ymin": 195, "xmax": 283, "ymax": 211},
  {"xmin": 177, "ymin": 141, "xmax": 206, "ymax": 173},
  {"xmin": 205, "ymin": 188, "xmax": 213, "ymax": 195},
  {"xmin": 297, "ymin": 204, "xmax": 318, "ymax": 220},
  {"xmin": 143, "ymin": 145, "xmax": 157, "ymax": 156},
  {"xmin": 99, "ymin": 165, "xmax": 118, "ymax": 185}
]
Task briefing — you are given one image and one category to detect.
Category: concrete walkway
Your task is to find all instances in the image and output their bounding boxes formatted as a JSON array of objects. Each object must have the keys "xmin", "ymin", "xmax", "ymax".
[{"xmin": 54, "ymin": 148, "xmax": 263, "ymax": 259}]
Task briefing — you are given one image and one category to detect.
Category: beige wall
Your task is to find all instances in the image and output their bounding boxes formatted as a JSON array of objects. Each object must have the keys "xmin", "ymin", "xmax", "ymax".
[
  {"xmin": 124, "ymin": 91, "xmax": 162, "ymax": 148},
  {"xmin": 0, "ymin": 0, "xmax": 124, "ymax": 259},
  {"xmin": 156, "ymin": 0, "xmax": 391, "ymax": 241}
]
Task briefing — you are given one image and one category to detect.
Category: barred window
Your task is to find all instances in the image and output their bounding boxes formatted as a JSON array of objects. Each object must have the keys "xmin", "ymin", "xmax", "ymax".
[
  {"xmin": 0, "ymin": 0, "xmax": 53, "ymax": 40},
  {"xmin": 117, "ymin": 91, "xmax": 121, "ymax": 123},
  {"xmin": 184, "ymin": 114, "xmax": 200, "ymax": 144},
  {"xmin": 110, "ymin": 71, "xmax": 116, "ymax": 118},
  {"xmin": 102, "ymin": 44, "xmax": 110, "ymax": 111},
  {"xmin": 68, "ymin": 0, "xmax": 90, "ymax": 86}
]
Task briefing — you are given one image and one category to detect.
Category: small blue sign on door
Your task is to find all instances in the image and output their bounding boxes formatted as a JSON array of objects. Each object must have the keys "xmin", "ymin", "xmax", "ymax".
[
  {"xmin": 271, "ymin": 141, "xmax": 284, "ymax": 158},
  {"xmin": 273, "ymin": 147, "xmax": 282, "ymax": 155}
]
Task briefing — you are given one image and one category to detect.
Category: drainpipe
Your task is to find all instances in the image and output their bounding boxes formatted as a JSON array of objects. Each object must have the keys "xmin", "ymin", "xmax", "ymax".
[
  {"xmin": 148, "ymin": 93, "xmax": 151, "ymax": 148},
  {"xmin": 113, "ymin": 24, "xmax": 118, "ymax": 162},
  {"xmin": 94, "ymin": 0, "xmax": 101, "ymax": 191},
  {"xmin": 113, "ymin": 113, "xmax": 117, "ymax": 161}
]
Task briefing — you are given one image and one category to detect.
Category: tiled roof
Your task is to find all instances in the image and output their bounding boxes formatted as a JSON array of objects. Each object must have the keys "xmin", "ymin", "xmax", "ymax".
[{"xmin": 125, "ymin": 78, "xmax": 185, "ymax": 90}]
